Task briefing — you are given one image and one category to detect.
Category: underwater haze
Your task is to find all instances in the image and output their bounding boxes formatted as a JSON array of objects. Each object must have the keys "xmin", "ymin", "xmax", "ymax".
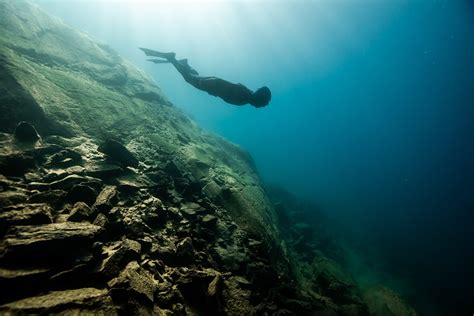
[{"xmin": 34, "ymin": 0, "xmax": 474, "ymax": 314}]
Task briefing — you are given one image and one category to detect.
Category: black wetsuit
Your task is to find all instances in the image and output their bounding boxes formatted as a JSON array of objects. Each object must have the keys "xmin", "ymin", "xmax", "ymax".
[
  {"xmin": 140, "ymin": 48, "xmax": 269, "ymax": 107},
  {"xmin": 165, "ymin": 56, "xmax": 252, "ymax": 106}
]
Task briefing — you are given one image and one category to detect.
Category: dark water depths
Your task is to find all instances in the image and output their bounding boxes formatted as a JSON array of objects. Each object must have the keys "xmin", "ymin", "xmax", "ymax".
[{"xmin": 34, "ymin": 1, "xmax": 474, "ymax": 314}]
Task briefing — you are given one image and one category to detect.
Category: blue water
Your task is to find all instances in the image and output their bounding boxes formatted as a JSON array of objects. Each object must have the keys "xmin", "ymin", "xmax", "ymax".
[{"xmin": 35, "ymin": 1, "xmax": 474, "ymax": 314}]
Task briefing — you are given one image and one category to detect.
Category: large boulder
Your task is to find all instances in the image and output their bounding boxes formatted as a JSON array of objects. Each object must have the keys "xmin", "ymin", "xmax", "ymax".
[
  {"xmin": 14, "ymin": 121, "xmax": 40, "ymax": 142},
  {"xmin": 0, "ymin": 222, "xmax": 102, "ymax": 263}
]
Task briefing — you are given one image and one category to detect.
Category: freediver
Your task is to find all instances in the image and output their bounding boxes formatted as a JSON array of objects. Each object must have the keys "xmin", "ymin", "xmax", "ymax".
[{"xmin": 139, "ymin": 48, "xmax": 271, "ymax": 108}]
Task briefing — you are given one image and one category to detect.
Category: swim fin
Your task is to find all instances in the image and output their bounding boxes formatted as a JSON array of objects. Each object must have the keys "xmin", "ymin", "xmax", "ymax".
[{"xmin": 139, "ymin": 47, "xmax": 175, "ymax": 59}]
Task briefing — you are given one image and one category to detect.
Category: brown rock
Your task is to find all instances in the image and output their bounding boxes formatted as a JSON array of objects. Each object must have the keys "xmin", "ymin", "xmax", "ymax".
[
  {"xmin": 0, "ymin": 203, "xmax": 53, "ymax": 236},
  {"xmin": 94, "ymin": 185, "xmax": 118, "ymax": 212},
  {"xmin": 67, "ymin": 202, "xmax": 95, "ymax": 222},
  {"xmin": 0, "ymin": 288, "xmax": 117, "ymax": 315}
]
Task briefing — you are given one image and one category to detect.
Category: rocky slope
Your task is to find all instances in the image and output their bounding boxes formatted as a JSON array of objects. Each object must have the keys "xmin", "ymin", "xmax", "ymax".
[{"xmin": 0, "ymin": 1, "xmax": 417, "ymax": 315}]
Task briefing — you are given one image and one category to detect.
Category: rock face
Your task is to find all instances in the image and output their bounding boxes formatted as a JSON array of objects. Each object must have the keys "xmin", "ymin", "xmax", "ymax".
[{"xmin": 0, "ymin": 1, "xmax": 418, "ymax": 315}]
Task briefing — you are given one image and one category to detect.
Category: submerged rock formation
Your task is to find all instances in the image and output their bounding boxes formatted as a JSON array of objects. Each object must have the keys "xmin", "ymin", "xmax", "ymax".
[{"xmin": 0, "ymin": 1, "xmax": 417, "ymax": 315}]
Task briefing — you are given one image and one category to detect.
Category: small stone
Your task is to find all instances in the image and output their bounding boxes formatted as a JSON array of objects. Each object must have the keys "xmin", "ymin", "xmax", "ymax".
[{"xmin": 14, "ymin": 121, "xmax": 40, "ymax": 142}]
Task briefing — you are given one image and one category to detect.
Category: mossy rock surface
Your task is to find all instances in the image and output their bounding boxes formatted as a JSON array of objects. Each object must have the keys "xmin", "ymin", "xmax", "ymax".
[{"xmin": 0, "ymin": 0, "xmax": 281, "ymax": 260}]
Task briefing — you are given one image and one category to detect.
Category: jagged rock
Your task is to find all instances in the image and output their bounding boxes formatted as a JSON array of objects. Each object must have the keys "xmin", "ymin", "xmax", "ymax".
[
  {"xmin": 0, "ymin": 154, "xmax": 36, "ymax": 176},
  {"xmin": 27, "ymin": 189, "xmax": 67, "ymax": 207},
  {"xmin": 153, "ymin": 245, "xmax": 177, "ymax": 265},
  {"xmin": 0, "ymin": 190, "xmax": 29, "ymax": 207},
  {"xmin": 0, "ymin": 1, "xmax": 420, "ymax": 314},
  {"xmin": 85, "ymin": 162, "xmax": 123, "ymax": 179},
  {"xmin": 13, "ymin": 121, "xmax": 40, "ymax": 142},
  {"xmin": 93, "ymin": 185, "xmax": 118, "ymax": 212},
  {"xmin": 66, "ymin": 184, "xmax": 97, "ymax": 206},
  {"xmin": 46, "ymin": 148, "xmax": 82, "ymax": 167},
  {"xmin": 98, "ymin": 139, "xmax": 139, "ymax": 168},
  {"xmin": 67, "ymin": 202, "xmax": 94, "ymax": 222},
  {"xmin": 0, "ymin": 288, "xmax": 117, "ymax": 315},
  {"xmin": 293, "ymin": 222, "xmax": 314, "ymax": 239},
  {"xmin": 42, "ymin": 172, "xmax": 66, "ymax": 185},
  {"xmin": 93, "ymin": 213, "xmax": 109, "ymax": 227},
  {"xmin": 0, "ymin": 267, "xmax": 52, "ymax": 304},
  {"xmin": 211, "ymin": 242, "xmax": 250, "ymax": 271},
  {"xmin": 0, "ymin": 203, "xmax": 53, "ymax": 236},
  {"xmin": 180, "ymin": 202, "xmax": 202, "ymax": 218},
  {"xmin": 221, "ymin": 276, "xmax": 254, "ymax": 315},
  {"xmin": 172, "ymin": 269, "xmax": 221, "ymax": 314},
  {"xmin": 201, "ymin": 214, "xmax": 218, "ymax": 228},
  {"xmin": 176, "ymin": 237, "xmax": 194, "ymax": 264},
  {"xmin": 27, "ymin": 182, "xmax": 50, "ymax": 191},
  {"xmin": 0, "ymin": 222, "xmax": 102, "ymax": 263},
  {"xmin": 99, "ymin": 239, "xmax": 141, "ymax": 278},
  {"xmin": 108, "ymin": 261, "xmax": 156, "ymax": 307},
  {"xmin": 364, "ymin": 287, "xmax": 418, "ymax": 316},
  {"xmin": 207, "ymin": 274, "xmax": 224, "ymax": 312},
  {"xmin": 49, "ymin": 174, "xmax": 101, "ymax": 190}
]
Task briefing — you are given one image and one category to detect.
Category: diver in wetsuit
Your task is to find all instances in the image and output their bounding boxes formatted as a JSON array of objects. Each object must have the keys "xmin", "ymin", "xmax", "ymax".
[{"xmin": 139, "ymin": 48, "xmax": 271, "ymax": 108}]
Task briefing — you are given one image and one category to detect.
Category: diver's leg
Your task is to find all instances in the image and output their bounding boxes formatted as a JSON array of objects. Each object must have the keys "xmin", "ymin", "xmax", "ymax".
[
  {"xmin": 147, "ymin": 59, "xmax": 171, "ymax": 64},
  {"xmin": 139, "ymin": 48, "xmax": 176, "ymax": 59}
]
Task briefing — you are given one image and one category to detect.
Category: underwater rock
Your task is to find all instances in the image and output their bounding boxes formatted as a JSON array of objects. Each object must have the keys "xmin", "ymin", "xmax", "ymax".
[
  {"xmin": 0, "ymin": 190, "xmax": 29, "ymax": 207},
  {"xmin": 27, "ymin": 189, "xmax": 67, "ymax": 207},
  {"xmin": 93, "ymin": 185, "xmax": 118, "ymax": 214},
  {"xmin": 0, "ymin": 154, "xmax": 36, "ymax": 176},
  {"xmin": 0, "ymin": 203, "xmax": 53, "ymax": 236},
  {"xmin": 98, "ymin": 139, "xmax": 139, "ymax": 168},
  {"xmin": 13, "ymin": 121, "xmax": 40, "ymax": 142},
  {"xmin": 364, "ymin": 286, "xmax": 418, "ymax": 316},
  {"xmin": 85, "ymin": 162, "xmax": 123, "ymax": 179},
  {"xmin": 27, "ymin": 182, "xmax": 50, "ymax": 191},
  {"xmin": 108, "ymin": 261, "xmax": 156, "ymax": 306},
  {"xmin": 0, "ymin": 223, "xmax": 102, "ymax": 263},
  {"xmin": 66, "ymin": 184, "xmax": 97, "ymax": 206},
  {"xmin": 0, "ymin": 1, "xmax": 420, "ymax": 314},
  {"xmin": 0, "ymin": 288, "xmax": 117, "ymax": 315},
  {"xmin": 67, "ymin": 202, "xmax": 94, "ymax": 222},
  {"xmin": 0, "ymin": 267, "xmax": 53, "ymax": 305},
  {"xmin": 45, "ymin": 149, "xmax": 82, "ymax": 167},
  {"xmin": 201, "ymin": 214, "xmax": 218, "ymax": 229},
  {"xmin": 49, "ymin": 174, "xmax": 100, "ymax": 190},
  {"xmin": 99, "ymin": 239, "xmax": 142, "ymax": 278},
  {"xmin": 176, "ymin": 237, "xmax": 194, "ymax": 264}
]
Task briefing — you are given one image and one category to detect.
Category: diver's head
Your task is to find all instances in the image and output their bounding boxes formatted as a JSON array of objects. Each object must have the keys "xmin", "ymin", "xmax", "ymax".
[{"xmin": 250, "ymin": 86, "xmax": 271, "ymax": 108}]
